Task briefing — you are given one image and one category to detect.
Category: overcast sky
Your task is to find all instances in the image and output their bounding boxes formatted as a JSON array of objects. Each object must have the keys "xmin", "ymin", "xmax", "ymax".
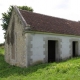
[{"xmin": 0, "ymin": 0, "xmax": 80, "ymax": 43}]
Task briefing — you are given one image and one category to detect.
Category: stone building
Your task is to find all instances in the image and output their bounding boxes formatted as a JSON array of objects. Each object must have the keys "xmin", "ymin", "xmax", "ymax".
[{"xmin": 5, "ymin": 6, "xmax": 80, "ymax": 67}]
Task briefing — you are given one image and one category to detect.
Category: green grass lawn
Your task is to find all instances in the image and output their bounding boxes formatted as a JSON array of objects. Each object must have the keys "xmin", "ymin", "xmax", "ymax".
[{"xmin": 0, "ymin": 46, "xmax": 80, "ymax": 80}]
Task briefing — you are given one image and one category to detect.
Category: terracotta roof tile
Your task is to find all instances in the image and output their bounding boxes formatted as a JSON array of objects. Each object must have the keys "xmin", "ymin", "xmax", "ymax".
[{"xmin": 20, "ymin": 10, "xmax": 80, "ymax": 36}]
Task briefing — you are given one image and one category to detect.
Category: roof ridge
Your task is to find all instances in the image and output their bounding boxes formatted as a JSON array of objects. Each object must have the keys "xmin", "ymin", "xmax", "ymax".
[{"xmin": 20, "ymin": 9, "xmax": 78, "ymax": 23}]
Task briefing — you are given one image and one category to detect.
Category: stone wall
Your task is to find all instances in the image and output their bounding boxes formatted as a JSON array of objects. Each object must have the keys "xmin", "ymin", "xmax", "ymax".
[{"xmin": 5, "ymin": 10, "xmax": 27, "ymax": 67}]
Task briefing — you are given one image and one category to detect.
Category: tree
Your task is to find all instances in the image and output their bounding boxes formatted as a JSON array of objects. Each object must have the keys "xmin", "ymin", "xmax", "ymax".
[{"xmin": 1, "ymin": 6, "xmax": 33, "ymax": 32}]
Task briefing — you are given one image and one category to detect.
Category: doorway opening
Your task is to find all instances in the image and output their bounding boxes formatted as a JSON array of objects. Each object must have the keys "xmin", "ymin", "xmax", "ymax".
[
  {"xmin": 72, "ymin": 41, "xmax": 78, "ymax": 57},
  {"xmin": 48, "ymin": 40, "xmax": 57, "ymax": 62}
]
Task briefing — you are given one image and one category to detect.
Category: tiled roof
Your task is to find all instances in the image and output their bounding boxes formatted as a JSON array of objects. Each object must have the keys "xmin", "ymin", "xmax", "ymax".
[{"xmin": 20, "ymin": 10, "xmax": 80, "ymax": 36}]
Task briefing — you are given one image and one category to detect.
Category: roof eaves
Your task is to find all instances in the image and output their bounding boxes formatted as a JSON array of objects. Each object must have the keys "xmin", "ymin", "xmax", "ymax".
[{"xmin": 24, "ymin": 30, "xmax": 80, "ymax": 37}]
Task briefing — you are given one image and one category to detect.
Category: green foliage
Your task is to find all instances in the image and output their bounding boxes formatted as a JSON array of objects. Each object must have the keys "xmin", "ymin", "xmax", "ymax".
[
  {"xmin": 1, "ymin": 6, "xmax": 33, "ymax": 31},
  {"xmin": 18, "ymin": 6, "xmax": 33, "ymax": 11},
  {"xmin": 0, "ymin": 48, "xmax": 80, "ymax": 80},
  {"xmin": 1, "ymin": 6, "xmax": 13, "ymax": 31}
]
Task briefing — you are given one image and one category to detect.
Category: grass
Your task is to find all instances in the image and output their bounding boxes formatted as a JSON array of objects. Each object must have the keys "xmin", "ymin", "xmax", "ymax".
[
  {"xmin": 0, "ymin": 46, "xmax": 4, "ymax": 55},
  {"xmin": 0, "ymin": 46, "xmax": 80, "ymax": 80}
]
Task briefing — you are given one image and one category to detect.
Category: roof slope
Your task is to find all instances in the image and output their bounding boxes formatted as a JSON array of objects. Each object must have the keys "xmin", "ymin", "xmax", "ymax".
[{"xmin": 20, "ymin": 9, "xmax": 80, "ymax": 36}]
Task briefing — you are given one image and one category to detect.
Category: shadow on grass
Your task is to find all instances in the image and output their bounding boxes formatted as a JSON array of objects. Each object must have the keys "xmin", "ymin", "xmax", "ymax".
[
  {"xmin": 0, "ymin": 54, "xmax": 53, "ymax": 78},
  {"xmin": 0, "ymin": 53, "xmax": 80, "ymax": 78}
]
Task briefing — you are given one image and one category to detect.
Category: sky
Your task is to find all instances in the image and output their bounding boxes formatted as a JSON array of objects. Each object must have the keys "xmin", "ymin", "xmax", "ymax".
[{"xmin": 0, "ymin": 0, "xmax": 80, "ymax": 43}]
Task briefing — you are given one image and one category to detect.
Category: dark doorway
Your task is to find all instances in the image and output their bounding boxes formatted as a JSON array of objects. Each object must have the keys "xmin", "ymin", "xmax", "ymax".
[
  {"xmin": 48, "ymin": 40, "xmax": 56, "ymax": 62},
  {"xmin": 72, "ymin": 41, "xmax": 78, "ymax": 57}
]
